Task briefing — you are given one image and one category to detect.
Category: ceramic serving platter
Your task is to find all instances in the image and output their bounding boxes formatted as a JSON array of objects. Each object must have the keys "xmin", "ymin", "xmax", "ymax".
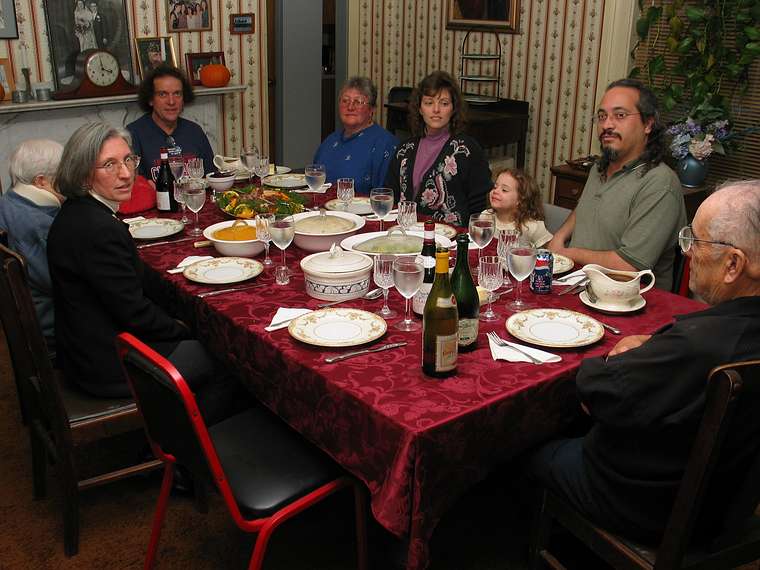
[
  {"xmin": 506, "ymin": 308, "xmax": 604, "ymax": 348},
  {"xmin": 389, "ymin": 221, "xmax": 458, "ymax": 239},
  {"xmin": 325, "ymin": 197, "xmax": 373, "ymax": 215},
  {"xmin": 183, "ymin": 257, "xmax": 263, "ymax": 284},
  {"xmin": 340, "ymin": 230, "xmax": 452, "ymax": 256},
  {"xmin": 579, "ymin": 290, "xmax": 646, "ymax": 314},
  {"xmin": 288, "ymin": 308, "xmax": 387, "ymax": 347},
  {"xmin": 552, "ymin": 253, "xmax": 574, "ymax": 275},
  {"xmin": 128, "ymin": 218, "xmax": 184, "ymax": 240},
  {"xmin": 262, "ymin": 173, "xmax": 307, "ymax": 188}
]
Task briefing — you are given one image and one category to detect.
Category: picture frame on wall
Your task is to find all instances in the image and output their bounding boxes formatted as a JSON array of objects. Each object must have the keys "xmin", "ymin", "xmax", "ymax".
[
  {"xmin": 229, "ymin": 13, "xmax": 254, "ymax": 35},
  {"xmin": 42, "ymin": 0, "xmax": 136, "ymax": 89},
  {"xmin": 135, "ymin": 36, "xmax": 177, "ymax": 79},
  {"xmin": 0, "ymin": 0, "xmax": 20, "ymax": 39},
  {"xmin": 167, "ymin": 0, "xmax": 212, "ymax": 33},
  {"xmin": 446, "ymin": 0, "xmax": 520, "ymax": 33},
  {"xmin": 0, "ymin": 58, "xmax": 15, "ymax": 100},
  {"xmin": 185, "ymin": 51, "xmax": 224, "ymax": 85}
]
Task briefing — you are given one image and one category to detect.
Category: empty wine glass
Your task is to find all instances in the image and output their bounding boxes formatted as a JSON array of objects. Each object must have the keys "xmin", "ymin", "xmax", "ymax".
[
  {"xmin": 305, "ymin": 163, "xmax": 326, "ymax": 193},
  {"xmin": 185, "ymin": 157, "xmax": 204, "ymax": 180},
  {"xmin": 254, "ymin": 155, "xmax": 270, "ymax": 183},
  {"xmin": 373, "ymin": 254, "xmax": 398, "ymax": 318},
  {"xmin": 397, "ymin": 200, "xmax": 417, "ymax": 231},
  {"xmin": 169, "ymin": 159, "xmax": 189, "ymax": 223},
  {"xmin": 270, "ymin": 214, "xmax": 295, "ymax": 285},
  {"xmin": 240, "ymin": 147, "xmax": 259, "ymax": 187},
  {"xmin": 255, "ymin": 213, "xmax": 275, "ymax": 267},
  {"xmin": 469, "ymin": 212, "xmax": 495, "ymax": 273},
  {"xmin": 337, "ymin": 178, "xmax": 355, "ymax": 211},
  {"xmin": 507, "ymin": 242, "xmax": 537, "ymax": 311},
  {"xmin": 392, "ymin": 257, "xmax": 424, "ymax": 331},
  {"xmin": 370, "ymin": 187, "xmax": 394, "ymax": 231},
  {"xmin": 496, "ymin": 228, "xmax": 519, "ymax": 292},
  {"xmin": 478, "ymin": 256, "xmax": 503, "ymax": 321},
  {"xmin": 183, "ymin": 179, "xmax": 206, "ymax": 236}
]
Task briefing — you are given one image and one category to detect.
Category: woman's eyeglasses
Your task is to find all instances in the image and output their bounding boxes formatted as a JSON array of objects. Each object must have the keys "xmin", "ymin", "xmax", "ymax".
[{"xmin": 95, "ymin": 155, "xmax": 141, "ymax": 175}]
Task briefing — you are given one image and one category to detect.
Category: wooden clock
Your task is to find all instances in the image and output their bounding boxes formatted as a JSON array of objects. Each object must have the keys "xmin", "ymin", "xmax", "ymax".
[{"xmin": 52, "ymin": 49, "xmax": 138, "ymax": 100}]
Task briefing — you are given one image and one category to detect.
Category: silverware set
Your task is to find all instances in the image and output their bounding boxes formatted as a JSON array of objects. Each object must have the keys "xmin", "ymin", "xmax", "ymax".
[
  {"xmin": 486, "ymin": 331, "xmax": 543, "ymax": 364},
  {"xmin": 324, "ymin": 341, "xmax": 407, "ymax": 363},
  {"xmin": 197, "ymin": 283, "xmax": 270, "ymax": 298}
]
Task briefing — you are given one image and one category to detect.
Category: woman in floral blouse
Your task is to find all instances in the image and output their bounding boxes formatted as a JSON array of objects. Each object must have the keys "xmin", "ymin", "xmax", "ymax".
[{"xmin": 384, "ymin": 70, "xmax": 492, "ymax": 226}]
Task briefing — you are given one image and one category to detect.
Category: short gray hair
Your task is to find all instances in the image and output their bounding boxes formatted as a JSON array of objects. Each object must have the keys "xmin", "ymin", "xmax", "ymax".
[
  {"xmin": 339, "ymin": 76, "xmax": 378, "ymax": 108},
  {"xmin": 55, "ymin": 122, "xmax": 132, "ymax": 199},
  {"xmin": 707, "ymin": 179, "xmax": 760, "ymax": 260},
  {"xmin": 9, "ymin": 139, "xmax": 64, "ymax": 186}
]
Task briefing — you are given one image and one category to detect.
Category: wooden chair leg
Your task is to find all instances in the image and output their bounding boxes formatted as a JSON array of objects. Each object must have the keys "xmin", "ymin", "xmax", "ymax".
[
  {"xmin": 354, "ymin": 482, "xmax": 369, "ymax": 570},
  {"xmin": 529, "ymin": 488, "xmax": 552, "ymax": 570},
  {"xmin": 61, "ymin": 465, "xmax": 80, "ymax": 557},
  {"xmin": 29, "ymin": 424, "xmax": 47, "ymax": 499},
  {"xmin": 145, "ymin": 464, "xmax": 174, "ymax": 570}
]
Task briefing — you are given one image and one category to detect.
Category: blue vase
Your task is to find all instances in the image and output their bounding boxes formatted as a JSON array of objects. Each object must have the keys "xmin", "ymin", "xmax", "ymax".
[{"xmin": 677, "ymin": 154, "xmax": 707, "ymax": 188}]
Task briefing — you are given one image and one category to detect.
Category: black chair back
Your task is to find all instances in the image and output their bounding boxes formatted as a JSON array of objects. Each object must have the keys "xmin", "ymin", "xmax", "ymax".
[{"xmin": 388, "ymin": 86, "xmax": 413, "ymax": 103}]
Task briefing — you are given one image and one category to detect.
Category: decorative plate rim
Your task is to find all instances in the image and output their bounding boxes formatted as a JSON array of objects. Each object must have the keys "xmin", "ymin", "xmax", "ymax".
[
  {"xmin": 288, "ymin": 308, "xmax": 387, "ymax": 347},
  {"xmin": 183, "ymin": 257, "xmax": 263, "ymax": 284},
  {"xmin": 552, "ymin": 253, "xmax": 574, "ymax": 275},
  {"xmin": 579, "ymin": 290, "xmax": 646, "ymax": 314},
  {"xmin": 506, "ymin": 308, "xmax": 604, "ymax": 348},
  {"xmin": 128, "ymin": 218, "xmax": 184, "ymax": 240},
  {"xmin": 325, "ymin": 197, "xmax": 373, "ymax": 215},
  {"xmin": 262, "ymin": 173, "xmax": 307, "ymax": 188}
]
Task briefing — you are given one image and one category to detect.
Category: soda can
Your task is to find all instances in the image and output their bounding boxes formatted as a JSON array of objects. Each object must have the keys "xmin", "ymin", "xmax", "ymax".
[{"xmin": 530, "ymin": 249, "xmax": 554, "ymax": 294}]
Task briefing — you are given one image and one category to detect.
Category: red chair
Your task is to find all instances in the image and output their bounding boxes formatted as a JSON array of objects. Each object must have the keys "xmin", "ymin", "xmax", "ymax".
[{"xmin": 116, "ymin": 332, "xmax": 368, "ymax": 570}]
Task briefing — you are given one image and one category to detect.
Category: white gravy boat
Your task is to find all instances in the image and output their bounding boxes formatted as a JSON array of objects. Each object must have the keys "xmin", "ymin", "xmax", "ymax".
[
  {"xmin": 213, "ymin": 154, "xmax": 243, "ymax": 172},
  {"xmin": 581, "ymin": 264, "xmax": 655, "ymax": 307}
]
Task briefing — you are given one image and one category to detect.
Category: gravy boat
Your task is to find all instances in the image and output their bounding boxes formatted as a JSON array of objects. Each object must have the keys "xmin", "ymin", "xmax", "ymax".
[{"xmin": 581, "ymin": 264, "xmax": 655, "ymax": 307}]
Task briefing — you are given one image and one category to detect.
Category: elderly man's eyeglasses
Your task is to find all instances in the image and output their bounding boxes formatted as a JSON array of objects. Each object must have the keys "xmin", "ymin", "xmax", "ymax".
[
  {"xmin": 678, "ymin": 225, "xmax": 736, "ymax": 254},
  {"xmin": 339, "ymin": 97, "xmax": 368, "ymax": 107},
  {"xmin": 592, "ymin": 111, "xmax": 642, "ymax": 124},
  {"xmin": 95, "ymin": 155, "xmax": 141, "ymax": 175}
]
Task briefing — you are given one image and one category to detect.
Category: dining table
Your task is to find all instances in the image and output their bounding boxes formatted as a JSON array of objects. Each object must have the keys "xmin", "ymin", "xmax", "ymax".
[{"xmin": 134, "ymin": 188, "xmax": 707, "ymax": 570}]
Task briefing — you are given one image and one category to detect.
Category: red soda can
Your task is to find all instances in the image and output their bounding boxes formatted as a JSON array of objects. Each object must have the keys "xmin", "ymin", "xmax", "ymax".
[{"xmin": 530, "ymin": 249, "xmax": 553, "ymax": 294}]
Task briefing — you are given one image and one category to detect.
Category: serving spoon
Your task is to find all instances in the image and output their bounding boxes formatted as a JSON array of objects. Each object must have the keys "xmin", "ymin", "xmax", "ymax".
[{"xmin": 317, "ymin": 288, "xmax": 383, "ymax": 309}]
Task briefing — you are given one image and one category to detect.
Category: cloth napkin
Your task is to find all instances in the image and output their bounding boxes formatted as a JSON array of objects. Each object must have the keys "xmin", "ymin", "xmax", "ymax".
[
  {"xmin": 122, "ymin": 216, "xmax": 146, "ymax": 224},
  {"xmin": 293, "ymin": 183, "xmax": 332, "ymax": 194},
  {"xmin": 167, "ymin": 255, "xmax": 214, "ymax": 274},
  {"xmin": 554, "ymin": 268, "xmax": 586, "ymax": 286},
  {"xmin": 488, "ymin": 336, "xmax": 562, "ymax": 364},
  {"xmin": 265, "ymin": 307, "xmax": 313, "ymax": 332}
]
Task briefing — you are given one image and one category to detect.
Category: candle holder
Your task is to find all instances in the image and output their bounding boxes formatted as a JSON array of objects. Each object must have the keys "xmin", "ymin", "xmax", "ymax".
[{"xmin": 21, "ymin": 68, "xmax": 34, "ymax": 101}]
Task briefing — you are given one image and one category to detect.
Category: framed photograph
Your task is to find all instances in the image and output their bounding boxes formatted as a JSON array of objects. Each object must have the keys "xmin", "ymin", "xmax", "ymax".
[
  {"xmin": 167, "ymin": 0, "xmax": 211, "ymax": 33},
  {"xmin": 446, "ymin": 0, "xmax": 520, "ymax": 33},
  {"xmin": 229, "ymin": 13, "xmax": 254, "ymax": 35},
  {"xmin": 0, "ymin": 58, "xmax": 14, "ymax": 100},
  {"xmin": 0, "ymin": 0, "xmax": 19, "ymax": 39},
  {"xmin": 185, "ymin": 51, "xmax": 224, "ymax": 85},
  {"xmin": 42, "ymin": 0, "xmax": 136, "ymax": 89},
  {"xmin": 135, "ymin": 36, "xmax": 177, "ymax": 79}
]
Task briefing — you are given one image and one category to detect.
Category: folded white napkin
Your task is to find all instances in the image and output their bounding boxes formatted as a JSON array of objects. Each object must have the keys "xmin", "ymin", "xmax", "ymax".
[
  {"xmin": 123, "ymin": 216, "xmax": 146, "ymax": 224},
  {"xmin": 554, "ymin": 269, "xmax": 586, "ymax": 286},
  {"xmin": 292, "ymin": 183, "xmax": 332, "ymax": 194},
  {"xmin": 265, "ymin": 307, "xmax": 313, "ymax": 331},
  {"xmin": 366, "ymin": 210, "xmax": 398, "ymax": 222},
  {"xmin": 167, "ymin": 255, "xmax": 214, "ymax": 274},
  {"xmin": 488, "ymin": 336, "xmax": 561, "ymax": 364}
]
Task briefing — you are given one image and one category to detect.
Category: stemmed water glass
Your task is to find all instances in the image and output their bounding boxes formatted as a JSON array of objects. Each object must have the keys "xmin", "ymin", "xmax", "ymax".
[
  {"xmin": 305, "ymin": 164, "xmax": 326, "ymax": 193},
  {"xmin": 185, "ymin": 157, "xmax": 204, "ymax": 181},
  {"xmin": 254, "ymin": 155, "xmax": 270, "ymax": 184},
  {"xmin": 337, "ymin": 178, "xmax": 355, "ymax": 211},
  {"xmin": 240, "ymin": 147, "xmax": 259, "ymax": 187},
  {"xmin": 507, "ymin": 242, "xmax": 537, "ymax": 311},
  {"xmin": 392, "ymin": 257, "xmax": 424, "ymax": 331},
  {"xmin": 373, "ymin": 255, "xmax": 398, "ymax": 318},
  {"xmin": 397, "ymin": 200, "xmax": 417, "ymax": 231},
  {"xmin": 169, "ymin": 158, "xmax": 189, "ymax": 223},
  {"xmin": 478, "ymin": 256, "xmax": 503, "ymax": 322},
  {"xmin": 255, "ymin": 213, "xmax": 275, "ymax": 267},
  {"xmin": 469, "ymin": 212, "xmax": 495, "ymax": 273},
  {"xmin": 270, "ymin": 214, "xmax": 295, "ymax": 285},
  {"xmin": 496, "ymin": 229, "xmax": 519, "ymax": 292},
  {"xmin": 183, "ymin": 179, "xmax": 206, "ymax": 236},
  {"xmin": 370, "ymin": 187, "xmax": 394, "ymax": 231}
]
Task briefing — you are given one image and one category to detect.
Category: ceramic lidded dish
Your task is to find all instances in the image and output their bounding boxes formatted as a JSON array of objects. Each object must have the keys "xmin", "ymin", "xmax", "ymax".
[
  {"xmin": 292, "ymin": 209, "xmax": 366, "ymax": 252},
  {"xmin": 300, "ymin": 245, "xmax": 373, "ymax": 301}
]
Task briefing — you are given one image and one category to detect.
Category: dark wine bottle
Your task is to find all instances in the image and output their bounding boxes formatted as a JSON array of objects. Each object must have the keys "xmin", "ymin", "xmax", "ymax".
[
  {"xmin": 451, "ymin": 233, "xmax": 480, "ymax": 352},
  {"xmin": 155, "ymin": 147, "xmax": 178, "ymax": 213},
  {"xmin": 422, "ymin": 248, "xmax": 458, "ymax": 377},
  {"xmin": 412, "ymin": 220, "xmax": 436, "ymax": 316}
]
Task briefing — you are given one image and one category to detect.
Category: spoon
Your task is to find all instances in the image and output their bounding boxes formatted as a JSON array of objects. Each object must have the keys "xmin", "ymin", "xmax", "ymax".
[{"xmin": 317, "ymin": 288, "xmax": 383, "ymax": 309}]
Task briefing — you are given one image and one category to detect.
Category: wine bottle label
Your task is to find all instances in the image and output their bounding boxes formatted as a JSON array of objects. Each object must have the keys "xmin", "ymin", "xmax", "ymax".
[
  {"xmin": 422, "ymin": 256, "xmax": 435, "ymax": 270},
  {"xmin": 436, "ymin": 294, "xmax": 456, "ymax": 309},
  {"xmin": 458, "ymin": 318, "xmax": 479, "ymax": 346},
  {"xmin": 156, "ymin": 192, "xmax": 170, "ymax": 211},
  {"xmin": 434, "ymin": 333, "xmax": 458, "ymax": 372},
  {"xmin": 412, "ymin": 282, "xmax": 432, "ymax": 315}
]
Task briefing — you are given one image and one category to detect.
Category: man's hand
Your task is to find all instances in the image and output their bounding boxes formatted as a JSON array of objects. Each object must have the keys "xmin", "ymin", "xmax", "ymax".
[
  {"xmin": 546, "ymin": 235, "xmax": 568, "ymax": 252},
  {"xmin": 608, "ymin": 335, "xmax": 651, "ymax": 357}
]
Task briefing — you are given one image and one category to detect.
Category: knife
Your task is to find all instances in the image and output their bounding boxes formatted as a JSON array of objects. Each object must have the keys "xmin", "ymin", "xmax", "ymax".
[
  {"xmin": 324, "ymin": 342, "xmax": 408, "ymax": 363},
  {"xmin": 136, "ymin": 236, "xmax": 196, "ymax": 249},
  {"xmin": 197, "ymin": 283, "xmax": 269, "ymax": 298},
  {"xmin": 557, "ymin": 279, "xmax": 588, "ymax": 296}
]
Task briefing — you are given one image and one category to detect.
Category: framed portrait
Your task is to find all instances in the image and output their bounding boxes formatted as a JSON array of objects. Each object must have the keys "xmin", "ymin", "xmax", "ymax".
[
  {"xmin": 42, "ymin": 0, "xmax": 136, "ymax": 89},
  {"xmin": 167, "ymin": 0, "xmax": 212, "ymax": 33},
  {"xmin": 0, "ymin": 58, "xmax": 14, "ymax": 100},
  {"xmin": 0, "ymin": 0, "xmax": 19, "ymax": 39},
  {"xmin": 229, "ymin": 13, "xmax": 254, "ymax": 35},
  {"xmin": 135, "ymin": 36, "xmax": 177, "ymax": 79},
  {"xmin": 185, "ymin": 51, "xmax": 225, "ymax": 85},
  {"xmin": 446, "ymin": 0, "xmax": 520, "ymax": 33}
]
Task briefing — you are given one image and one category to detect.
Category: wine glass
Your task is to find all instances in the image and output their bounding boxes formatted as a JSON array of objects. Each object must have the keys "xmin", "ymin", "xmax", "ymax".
[
  {"xmin": 392, "ymin": 257, "xmax": 424, "ymax": 331},
  {"xmin": 270, "ymin": 214, "xmax": 295, "ymax": 285},
  {"xmin": 169, "ymin": 159, "xmax": 189, "ymax": 224},
  {"xmin": 183, "ymin": 179, "xmax": 206, "ymax": 236},
  {"xmin": 305, "ymin": 164, "xmax": 326, "ymax": 193},
  {"xmin": 373, "ymin": 255, "xmax": 398, "ymax": 318},
  {"xmin": 397, "ymin": 200, "xmax": 417, "ymax": 231},
  {"xmin": 254, "ymin": 155, "xmax": 270, "ymax": 183},
  {"xmin": 507, "ymin": 242, "xmax": 537, "ymax": 311},
  {"xmin": 337, "ymin": 178, "xmax": 355, "ymax": 211},
  {"xmin": 469, "ymin": 212, "xmax": 495, "ymax": 273},
  {"xmin": 370, "ymin": 187, "xmax": 394, "ymax": 231},
  {"xmin": 255, "ymin": 213, "xmax": 275, "ymax": 267},
  {"xmin": 185, "ymin": 157, "xmax": 204, "ymax": 180},
  {"xmin": 478, "ymin": 255, "xmax": 503, "ymax": 322},
  {"xmin": 240, "ymin": 147, "xmax": 259, "ymax": 187},
  {"xmin": 496, "ymin": 229, "xmax": 519, "ymax": 292}
]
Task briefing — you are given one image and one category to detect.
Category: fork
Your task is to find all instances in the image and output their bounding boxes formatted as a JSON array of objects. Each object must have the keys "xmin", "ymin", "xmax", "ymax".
[{"xmin": 486, "ymin": 332, "xmax": 543, "ymax": 364}]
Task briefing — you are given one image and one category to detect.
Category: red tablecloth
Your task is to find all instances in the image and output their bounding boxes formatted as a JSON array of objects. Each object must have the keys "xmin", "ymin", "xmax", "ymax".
[{"xmin": 137, "ymin": 200, "xmax": 707, "ymax": 570}]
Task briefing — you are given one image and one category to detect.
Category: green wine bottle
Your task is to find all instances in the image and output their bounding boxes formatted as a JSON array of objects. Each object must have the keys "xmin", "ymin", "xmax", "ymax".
[
  {"xmin": 451, "ymin": 233, "xmax": 480, "ymax": 352},
  {"xmin": 422, "ymin": 248, "xmax": 458, "ymax": 377}
]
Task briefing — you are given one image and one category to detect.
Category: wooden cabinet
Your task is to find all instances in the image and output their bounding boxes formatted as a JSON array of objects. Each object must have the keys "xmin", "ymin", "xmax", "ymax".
[{"xmin": 550, "ymin": 164, "xmax": 589, "ymax": 209}]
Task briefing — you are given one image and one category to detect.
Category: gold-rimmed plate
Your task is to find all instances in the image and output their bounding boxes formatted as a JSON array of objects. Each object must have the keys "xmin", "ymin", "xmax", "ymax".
[
  {"xmin": 506, "ymin": 309, "xmax": 603, "ymax": 348},
  {"xmin": 183, "ymin": 257, "xmax": 263, "ymax": 284},
  {"xmin": 128, "ymin": 218, "xmax": 184, "ymax": 240},
  {"xmin": 553, "ymin": 253, "xmax": 574, "ymax": 274},
  {"xmin": 262, "ymin": 173, "xmax": 307, "ymax": 188},
  {"xmin": 288, "ymin": 308, "xmax": 387, "ymax": 347},
  {"xmin": 325, "ymin": 197, "xmax": 373, "ymax": 215},
  {"xmin": 390, "ymin": 221, "xmax": 458, "ymax": 239}
]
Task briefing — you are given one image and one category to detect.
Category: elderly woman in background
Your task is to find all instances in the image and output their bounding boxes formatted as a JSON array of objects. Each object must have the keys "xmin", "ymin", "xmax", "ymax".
[
  {"xmin": 384, "ymin": 70, "xmax": 492, "ymax": 226},
  {"xmin": 47, "ymin": 122, "xmax": 236, "ymax": 422},
  {"xmin": 313, "ymin": 76, "xmax": 398, "ymax": 195},
  {"xmin": 0, "ymin": 139, "xmax": 64, "ymax": 349}
]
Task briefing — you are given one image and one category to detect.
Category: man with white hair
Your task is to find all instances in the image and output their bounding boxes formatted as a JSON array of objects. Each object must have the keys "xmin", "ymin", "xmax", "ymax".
[
  {"xmin": 530, "ymin": 179, "xmax": 760, "ymax": 542},
  {"xmin": 0, "ymin": 139, "xmax": 64, "ymax": 349}
]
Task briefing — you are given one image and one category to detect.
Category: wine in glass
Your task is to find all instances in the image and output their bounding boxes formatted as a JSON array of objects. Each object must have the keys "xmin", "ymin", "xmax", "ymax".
[
  {"xmin": 468, "ymin": 212, "xmax": 495, "ymax": 273},
  {"xmin": 169, "ymin": 159, "xmax": 189, "ymax": 223},
  {"xmin": 478, "ymin": 256, "xmax": 503, "ymax": 321},
  {"xmin": 392, "ymin": 257, "xmax": 424, "ymax": 331},
  {"xmin": 305, "ymin": 164, "xmax": 326, "ymax": 193},
  {"xmin": 255, "ymin": 213, "xmax": 275, "ymax": 267},
  {"xmin": 507, "ymin": 243, "xmax": 537, "ymax": 311},
  {"xmin": 370, "ymin": 187, "xmax": 394, "ymax": 231},
  {"xmin": 337, "ymin": 178, "xmax": 355, "ymax": 211},
  {"xmin": 270, "ymin": 214, "xmax": 295, "ymax": 284},
  {"xmin": 397, "ymin": 200, "xmax": 417, "ymax": 231},
  {"xmin": 183, "ymin": 179, "xmax": 206, "ymax": 237},
  {"xmin": 373, "ymin": 254, "xmax": 398, "ymax": 318},
  {"xmin": 240, "ymin": 147, "xmax": 259, "ymax": 187}
]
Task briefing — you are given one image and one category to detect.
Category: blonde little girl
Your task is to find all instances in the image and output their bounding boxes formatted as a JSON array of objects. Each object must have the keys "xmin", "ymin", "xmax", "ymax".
[{"xmin": 485, "ymin": 168, "xmax": 552, "ymax": 247}]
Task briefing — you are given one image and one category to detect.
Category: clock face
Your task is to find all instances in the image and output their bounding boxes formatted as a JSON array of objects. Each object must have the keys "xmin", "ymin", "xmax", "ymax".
[{"xmin": 85, "ymin": 51, "xmax": 120, "ymax": 87}]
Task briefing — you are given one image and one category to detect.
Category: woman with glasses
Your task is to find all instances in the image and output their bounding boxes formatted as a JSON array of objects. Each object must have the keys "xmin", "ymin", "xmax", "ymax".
[{"xmin": 313, "ymin": 76, "xmax": 399, "ymax": 195}]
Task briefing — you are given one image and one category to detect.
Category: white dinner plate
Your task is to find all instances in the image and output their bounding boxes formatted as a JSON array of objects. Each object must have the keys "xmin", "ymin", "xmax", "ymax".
[
  {"xmin": 262, "ymin": 173, "xmax": 307, "ymax": 188},
  {"xmin": 398, "ymin": 221, "xmax": 458, "ymax": 239},
  {"xmin": 506, "ymin": 308, "xmax": 604, "ymax": 348},
  {"xmin": 183, "ymin": 257, "xmax": 263, "ymax": 284},
  {"xmin": 340, "ymin": 230, "xmax": 452, "ymax": 256},
  {"xmin": 128, "ymin": 218, "xmax": 184, "ymax": 240},
  {"xmin": 288, "ymin": 308, "xmax": 387, "ymax": 347},
  {"xmin": 552, "ymin": 253, "xmax": 574, "ymax": 275},
  {"xmin": 579, "ymin": 290, "xmax": 646, "ymax": 314},
  {"xmin": 234, "ymin": 165, "xmax": 291, "ymax": 181},
  {"xmin": 325, "ymin": 197, "xmax": 373, "ymax": 215}
]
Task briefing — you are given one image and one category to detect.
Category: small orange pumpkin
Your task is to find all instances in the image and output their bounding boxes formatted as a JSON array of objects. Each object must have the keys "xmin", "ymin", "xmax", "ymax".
[{"xmin": 199, "ymin": 64, "xmax": 231, "ymax": 87}]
